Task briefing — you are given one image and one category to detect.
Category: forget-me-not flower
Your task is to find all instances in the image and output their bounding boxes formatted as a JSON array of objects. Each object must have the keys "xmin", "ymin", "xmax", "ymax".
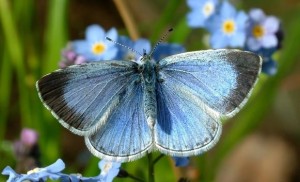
[
  {"xmin": 99, "ymin": 160, "xmax": 121, "ymax": 182},
  {"xmin": 246, "ymin": 8, "xmax": 280, "ymax": 51},
  {"xmin": 187, "ymin": 0, "xmax": 219, "ymax": 28},
  {"xmin": 2, "ymin": 159, "xmax": 65, "ymax": 182},
  {"xmin": 72, "ymin": 24, "xmax": 118, "ymax": 61},
  {"xmin": 115, "ymin": 36, "xmax": 151, "ymax": 61},
  {"xmin": 207, "ymin": 1, "xmax": 248, "ymax": 48}
]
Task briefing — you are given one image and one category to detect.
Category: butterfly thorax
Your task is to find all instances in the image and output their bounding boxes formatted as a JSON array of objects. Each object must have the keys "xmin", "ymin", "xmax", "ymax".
[{"xmin": 140, "ymin": 58, "xmax": 157, "ymax": 129}]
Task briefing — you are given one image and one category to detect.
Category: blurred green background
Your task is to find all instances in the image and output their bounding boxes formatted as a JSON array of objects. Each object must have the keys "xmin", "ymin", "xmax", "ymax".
[{"xmin": 0, "ymin": 0, "xmax": 300, "ymax": 181}]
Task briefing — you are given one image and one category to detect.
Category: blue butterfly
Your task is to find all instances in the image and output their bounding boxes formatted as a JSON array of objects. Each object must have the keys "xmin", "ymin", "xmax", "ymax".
[{"xmin": 36, "ymin": 49, "xmax": 262, "ymax": 162}]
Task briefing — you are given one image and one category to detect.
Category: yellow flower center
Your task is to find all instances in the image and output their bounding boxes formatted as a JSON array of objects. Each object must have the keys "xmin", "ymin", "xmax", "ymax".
[
  {"xmin": 222, "ymin": 20, "xmax": 236, "ymax": 35},
  {"xmin": 252, "ymin": 25, "xmax": 265, "ymax": 39},
  {"xmin": 92, "ymin": 42, "xmax": 106, "ymax": 55},
  {"xmin": 202, "ymin": 2, "xmax": 214, "ymax": 17}
]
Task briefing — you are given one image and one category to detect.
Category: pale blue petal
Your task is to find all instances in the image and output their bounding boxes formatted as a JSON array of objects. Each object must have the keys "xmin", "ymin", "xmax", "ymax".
[
  {"xmin": 230, "ymin": 32, "xmax": 246, "ymax": 47},
  {"xmin": 72, "ymin": 40, "xmax": 90, "ymax": 55},
  {"xmin": 247, "ymin": 37, "xmax": 261, "ymax": 51},
  {"xmin": 206, "ymin": 16, "xmax": 221, "ymax": 33},
  {"xmin": 106, "ymin": 28, "xmax": 118, "ymax": 44},
  {"xmin": 187, "ymin": 0, "xmax": 202, "ymax": 8},
  {"xmin": 86, "ymin": 25, "xmax": 105, "ymax": 43},
  {"xmin": 102, "ymin": 47, "xmax": 118, "ymax": 60},
  {"xmin": 220, "ymin": 1, "xmax": 236, "ymax": 18},
  {"xmin": 263, "ymin": 16, "xmax": 280, "ymax": 33},
  {"xmin": 187, "ymin": 10, "xmax": 206, "ymax": 27},
  {"xmin": 236, "ymin": 11, "xmax": 248, "ymax": 28},
  {"xmin": 133, "ymin": 38, "xmax": 151, "ymax": 55},
  {"xmin": 210, "ymin": 33, "xmax": 228, "ymax": 48},
  {"xmin": 45, "ymin": 159, "xmax": 65, "ymax": 173},
  {"xmin": 261, "ymin": 34, "xmax": 278, "ymax": 48},
  {"xmin": 249, "ymin": 8, "xmax": 265, "ymax": 23}
]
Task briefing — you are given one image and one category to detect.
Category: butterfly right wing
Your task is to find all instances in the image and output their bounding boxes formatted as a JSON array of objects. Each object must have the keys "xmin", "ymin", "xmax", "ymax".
[{"xmin": 36, "ymin": 61, "xmax": 140, "ymax": 136}]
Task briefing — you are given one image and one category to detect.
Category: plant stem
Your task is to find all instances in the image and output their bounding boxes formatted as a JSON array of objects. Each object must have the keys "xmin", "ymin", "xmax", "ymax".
[
  {"xmin": 113, "ymin": 0, "xmax": 140, "ymax": 40},
  {"xmin": 148, "ymin": 153, "xmax": 155, "ymax": 182},
  {"xmin": 126, "ymin": 173, "xmax": 145, "ymax": 182},
  {"xmin": 153, "ymin": 154, "xmax": 164, "ymax": 165}
]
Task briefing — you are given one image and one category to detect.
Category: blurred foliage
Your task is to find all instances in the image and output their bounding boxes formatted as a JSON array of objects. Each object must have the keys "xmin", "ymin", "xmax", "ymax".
[{"xmin": 0, "ymin": 0, "xmax": 300, "ymax": 181}]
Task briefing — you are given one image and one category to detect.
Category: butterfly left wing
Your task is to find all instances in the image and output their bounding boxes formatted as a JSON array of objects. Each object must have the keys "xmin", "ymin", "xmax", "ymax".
[
  {"xmin": 154, "ymin": 49, "xmax": 261, "ymax": 156},
  {"xmin": 85, "ymin": 77, "xmax": 153, "ymax": 162}
]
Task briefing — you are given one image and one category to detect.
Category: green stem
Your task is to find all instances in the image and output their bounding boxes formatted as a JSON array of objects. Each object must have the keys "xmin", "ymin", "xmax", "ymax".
[
  {"xmin": 148, "ymin": 153, "xmax": 155, "ymax": 182},
  {"xmin": 126, "ymin": 172, "xmax": 145, "ymax": 182},
  {"xmin": 153, "ymin": 154, "xmax": 164, "ymax": 165},
  {"xmin": 0, "ymin": 0, "xmax": 32, "ymax": 126}
]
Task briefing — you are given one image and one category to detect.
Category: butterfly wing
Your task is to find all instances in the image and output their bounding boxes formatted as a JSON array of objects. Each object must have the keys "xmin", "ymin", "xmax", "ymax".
[
  {"xmin": 155, "ymin": 49, "xmax": 261, "ymax": 156},
  {"xmin": 85, "ymin": 78, "xmax": 153, "ymax": 162},
  {"xmin": 37, "ymin": 61, "xmax": 141, "ymax": 136}
]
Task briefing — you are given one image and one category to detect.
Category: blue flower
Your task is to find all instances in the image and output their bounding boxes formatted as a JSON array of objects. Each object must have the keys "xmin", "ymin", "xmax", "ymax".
[
  {"xmin": 72, "ymin": 24, "xmax": 118, "ymax": 61},
  {"xmin": 172, "ymin": 157, "xmax": 190, "ymax": 167},
  {"xmin": 246, "ymin": 9, "xmax": 280, "ymax": 51},
  {"xmin": 187, "ymin": 0, "xmax": 219, "ymax": 28},
  {"xmin": 2, "ymin": 159, "xmax": 65, "ymax": 182},
  {"xmin": 116, "ymin": 36, "xmax": 151, "ymax": 61},
  {"xmin": 99, "ymin": 160, "xmax": 121, "ymax": 182},
  {"xmin": 152, "ymin": 43, "xmax": 186, "ymax": 61},
  {"xmin": 253, "ymin": 48, "xmax": 278, "ymax": 75},
  {"xmin": 207, "ymin": 1, "xmax": 248, "ymax": 48}
]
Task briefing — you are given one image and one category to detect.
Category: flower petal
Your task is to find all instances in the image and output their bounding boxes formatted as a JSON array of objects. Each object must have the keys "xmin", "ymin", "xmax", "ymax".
[
  {"xmin": 86, "ymin": 25, "xmax": 105, "ymax": 43},
  {"xmin": 247, "ymin": 37, "xmax": 262, "ymax": 51},
  {"xmin": 45, "ymin": 159, "xmax": 65, "ymax": 173},
  {"xmin": 72, "ymin": 40, "xmax": 90, "ymax": 55},
  {"xmin": 186, "ymin": 0, "xmax": 202, "ymax": 9},
  {"xmin": 230, "ymin": 32, "xmax": 246, "ymax": 47},
  {"xmin": 261, "ymin": 34, "xmax": 278, "ymax": 48},
  {"xmin": 210, "ymin": 33, "xmax": 228, "ymax": 48},
  {"xmin": 249, "ymin": 8, "xmax": 265, "ymax": 23},
  {"xmin": 106, "ymin": 28, "xmax": 118, "ymax": 45},
  {"xmin": 263, "ymin": 16, "xmax": 280, "ymax": 34},
  {"xmin": 187, "ymin": 10, "xmax": 206, "ymax": 27},
  {"xmin": 220, "ymin": 1, "xmax": 236, "ymax": 18}
]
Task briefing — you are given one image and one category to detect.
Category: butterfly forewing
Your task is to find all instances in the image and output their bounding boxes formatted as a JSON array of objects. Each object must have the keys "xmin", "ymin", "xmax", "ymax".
[
  {"xmin": 37, "ymin": 61, "xmax": 139, "ymax": 136},
  {"xmin": 158, "ymin": 49, "xmax": 262, "ymax": 117}
]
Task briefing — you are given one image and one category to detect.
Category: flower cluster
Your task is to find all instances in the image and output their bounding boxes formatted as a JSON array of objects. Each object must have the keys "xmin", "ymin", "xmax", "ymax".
[
  {"xmin": 59, "ymin": 24, "xmax": 186, "ymax": 67},
  {"xmin": 2, "ymin": 159, "xmax": 120, "ymax": 182},
  {"xmin": 187, "ymin": 0, "xmax": 282, "ymax": 75}
]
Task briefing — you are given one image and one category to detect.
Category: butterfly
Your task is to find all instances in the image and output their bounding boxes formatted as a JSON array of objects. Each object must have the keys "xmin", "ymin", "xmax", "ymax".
[{"xmin": 36, "ymin": 49, "xmax": 262, "ymax": 162}]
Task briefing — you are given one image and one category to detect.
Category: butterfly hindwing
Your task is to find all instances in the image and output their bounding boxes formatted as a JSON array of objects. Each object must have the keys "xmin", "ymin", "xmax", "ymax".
[
  {"xmin": 36, "ymin": 61, "xmax": 140, "ymax": 136},
  {"xmin": 155, "ymin": 80, "xmax": 222, "ymax": 156},
  {"xmin": 85, "ymin": 78, "xmax": 153, "ymax": 162}
]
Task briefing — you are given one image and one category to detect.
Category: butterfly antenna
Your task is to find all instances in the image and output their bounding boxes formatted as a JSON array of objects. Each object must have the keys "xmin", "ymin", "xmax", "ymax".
[
  {"xmin": 105, "ymin": 37, "xmax": 143, "ymax": 57},
  {"xmin": 149, "ymin": 28, "xmax": 173, "ymax": 56}
]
